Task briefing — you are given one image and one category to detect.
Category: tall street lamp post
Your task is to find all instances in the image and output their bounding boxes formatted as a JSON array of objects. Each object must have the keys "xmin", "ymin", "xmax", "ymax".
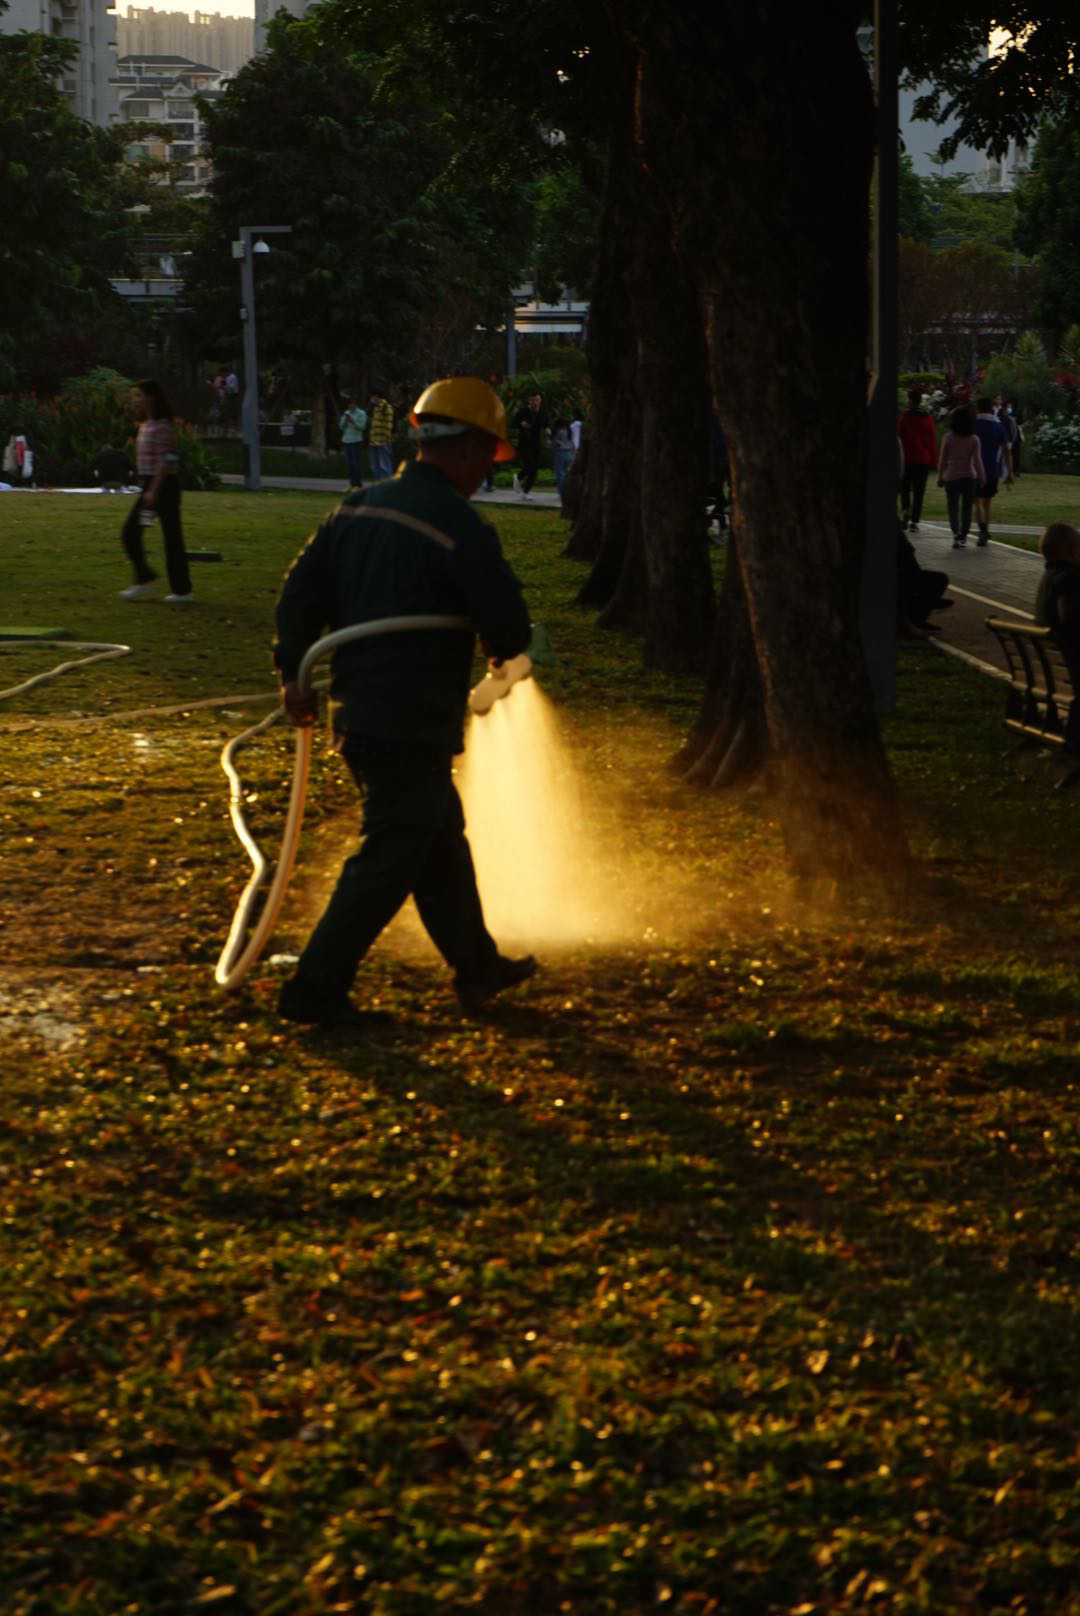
[{"xmin": 232, "ymin": 223, "xmax": 291, "ymax": 492}]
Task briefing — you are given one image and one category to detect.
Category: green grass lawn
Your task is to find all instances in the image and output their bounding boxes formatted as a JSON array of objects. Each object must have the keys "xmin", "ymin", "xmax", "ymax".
[
  {"xmin": 916, "ymin": 470, "xmax": 1079, "ymax": 545},
  {"xmin": 2, "ymin": 492, "xmax": 1079, "ymax": 1614}
]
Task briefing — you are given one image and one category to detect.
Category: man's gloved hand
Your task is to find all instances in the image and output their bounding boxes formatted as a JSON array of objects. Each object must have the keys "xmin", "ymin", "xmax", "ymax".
[{"xmin": 282, "ymin": 680, "xmax": 318, "ymax": 727}]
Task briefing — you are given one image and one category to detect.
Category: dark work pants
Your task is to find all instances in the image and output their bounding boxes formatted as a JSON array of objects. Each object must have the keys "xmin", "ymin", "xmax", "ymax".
[
  {"xmin": 121, "ymin": 475, "xmax": 191, "ymax": 594},
  {"xmin": 296, "ymin": 734, "xmax": 499, "ymax": 1002},
  {"xmin": 344, "ymin": 441, "xmax": 364, "ymax": 486},
  {"xmin": 899, "ymin": 462, "xmax": 931, "ymax": 524},
  {"xmin": 518, "ymin": 445, "xmax": 540, "ymax": 494},
  {"xmin": 944, "ymin": 477, "xmax": 976, "ymax": 540}
]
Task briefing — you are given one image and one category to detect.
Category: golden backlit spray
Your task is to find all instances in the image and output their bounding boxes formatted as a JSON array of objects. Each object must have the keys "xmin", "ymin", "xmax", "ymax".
[{"xmin": 458, "ymin": 678, "xmax": 624, "ymax": 946}]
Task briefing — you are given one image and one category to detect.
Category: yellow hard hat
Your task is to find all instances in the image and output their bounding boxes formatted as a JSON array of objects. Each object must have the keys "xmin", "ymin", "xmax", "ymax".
[{"xmin": 409, "ymin": 376, "xmax": 515, "ymax": 462}]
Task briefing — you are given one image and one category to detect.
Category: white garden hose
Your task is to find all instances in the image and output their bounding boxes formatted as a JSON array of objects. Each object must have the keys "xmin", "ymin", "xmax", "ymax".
[
  {"xmin": 0, "ymin": 640, "xmax": 131, "ymax": 701},
  {"xmin": 214, "ymin": 615, "xmax": 471, "ymax": 991}
]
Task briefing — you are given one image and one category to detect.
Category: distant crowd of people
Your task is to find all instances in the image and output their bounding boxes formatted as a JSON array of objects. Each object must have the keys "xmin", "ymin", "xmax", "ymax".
[
  {"xmin": 898, "ymin": 386, "xmax": 1022, "ymax": 548},
  {"xmin": 336, "ymin": 387, "xmax": 396, "ymax": 486},
  {"xmin": 896, "ymin": 384, "xmax": 1080, "ymax": 688},
  {"xmin": 337, "ymin": 384, "xmax": 583, "ymax": 501}
]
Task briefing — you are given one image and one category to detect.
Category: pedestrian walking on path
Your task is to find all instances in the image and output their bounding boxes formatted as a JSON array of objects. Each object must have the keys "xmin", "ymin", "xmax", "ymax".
[
  {"xmin": 897, "ymin": 388, "xmax": 938, "ymax": 531},
  {"xmin": 339, "ymin": 396, "xmax": 367, "ymax": 489},
  {"xmin": 972, "ymin": 396, "xmax": 1014, "ymax": 547},
  {"xmin": 551, "ymin": 416, "xmax": 574, "ymax": 501},
  {"xmin": 937, "ymin": 405, "xmax": 985, "ymax": 549},
  {"xmin": 513, "ymin": 391, "xmax": 550, "ymax": 500},
  {"xmin": 368, "ymin": 387, "xmax": 395, "ymax": 481},
  {"xmin": 119, "ymin": 379, "xmax": 192, "ymax": 603}
]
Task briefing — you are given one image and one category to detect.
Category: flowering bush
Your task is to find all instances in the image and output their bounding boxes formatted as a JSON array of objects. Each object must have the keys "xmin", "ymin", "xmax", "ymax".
[
  {"xmin": 0, "ymin": 368, "xmax": 220, "ymax": 489},
  {"xmin": 1030, "ymin": 417, "xmax": 1080, "ymax": 471},
  {"xmin": 982, "ymin": 334, "xmax": 1069, "ymax": 421}
]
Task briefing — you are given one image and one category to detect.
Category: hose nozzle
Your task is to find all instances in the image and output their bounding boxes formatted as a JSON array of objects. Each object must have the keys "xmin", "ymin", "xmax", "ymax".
[{"xmin": 469, "ymin": 652, "xmax": 532, "ymax": 716}]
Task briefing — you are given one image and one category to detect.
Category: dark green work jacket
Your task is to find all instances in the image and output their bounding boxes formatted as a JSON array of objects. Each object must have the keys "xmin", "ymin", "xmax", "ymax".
[{"xmin": 273, "ymin": 460, "xmax": 531, "ymax": 753}]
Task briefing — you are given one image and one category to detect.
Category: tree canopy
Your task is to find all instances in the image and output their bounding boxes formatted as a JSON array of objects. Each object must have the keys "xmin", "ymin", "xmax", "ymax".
[
  {"xmin": 184, "ymin": 11, "xmax": 539, "ymax": 394},
  {"xmin": 898, "ymin": 4, "xmax": 1080, "ymax": 159},
  {"xmin": 1014, "ymin": 119, "xmax": 1080, "ymax": 340},
  {"xmin": 0, "ymin": 18, "xmax": 131, "ymax": 389}
]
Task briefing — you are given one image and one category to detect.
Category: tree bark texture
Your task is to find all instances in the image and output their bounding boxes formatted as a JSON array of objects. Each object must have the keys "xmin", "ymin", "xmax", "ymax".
[
  {"xmin": 573, "ymin": 89, "xmax": 714, "ymax": 674},
  {"xmin": 628, "ymin": 173, "xmax": 714, "ymax": 674},
  {"xmin": 308, "ymin": 364, "xmax": 329, "ymax": 459},
  {"xmin": 672, "ymin": 543, "xmax": 764, "ymax": 790},
  {"xmin": 612, "ymin": 3, "xmax": 908, "ymax": 880},
  {"xmin": 565, "ymin": 120, "xmax": 634, "ymax": 568}
]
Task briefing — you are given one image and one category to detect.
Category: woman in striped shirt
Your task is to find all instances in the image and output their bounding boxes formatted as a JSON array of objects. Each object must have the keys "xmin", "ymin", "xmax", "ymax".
[{"xmin": 120, "ymin": 379, "xmax": 193, "ymax": 602}]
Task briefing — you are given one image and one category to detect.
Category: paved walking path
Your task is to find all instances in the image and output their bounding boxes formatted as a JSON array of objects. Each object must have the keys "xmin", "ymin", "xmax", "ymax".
[
  {"xmin": 906, "ymin": 520, "xmax": 1040, "ymax": 679},
  {"xmin": 219, "ymin": 473, "xmax": 561, "ymax": 508}
]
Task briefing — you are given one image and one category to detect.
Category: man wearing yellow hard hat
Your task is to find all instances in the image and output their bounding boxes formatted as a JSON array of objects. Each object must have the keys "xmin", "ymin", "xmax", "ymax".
[{"xmin": 272, "ymin": 376, "xmax": 537, "ymax": 1027}]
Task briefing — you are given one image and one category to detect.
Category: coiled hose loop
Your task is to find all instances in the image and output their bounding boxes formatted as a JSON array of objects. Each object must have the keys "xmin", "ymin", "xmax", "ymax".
[{"xmin": 214, "ymin": 615, "xmax": 470, "ymax": 989}]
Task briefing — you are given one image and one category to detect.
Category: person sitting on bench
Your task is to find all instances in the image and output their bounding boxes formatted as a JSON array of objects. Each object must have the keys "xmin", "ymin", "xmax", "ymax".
[
  {"xmin": 897, "ymin": 523, "xmax": 951, "ymax": 634},
  {"xmin": 1034, "ymin": 522, "xmax": 1080, "ymax": 681}
]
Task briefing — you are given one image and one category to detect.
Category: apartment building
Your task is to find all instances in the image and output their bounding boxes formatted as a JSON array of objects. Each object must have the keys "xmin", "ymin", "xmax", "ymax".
[
  {"xmin": 116, "ymin": 51, "xmax": 224, "ymax": 190},
  {"xmin": 0, "ymin": 0, "xmax": 118, "ymax": 125}
]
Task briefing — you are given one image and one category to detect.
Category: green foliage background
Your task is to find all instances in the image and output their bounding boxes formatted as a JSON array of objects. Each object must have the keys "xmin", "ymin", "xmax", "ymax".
[
  {"xmin": 182, "ymin": 12, "xmax": 539, "ymax": 392},
  {"xmin": 0, "ymin": 26, "xmax": 132, "ymax": 391},
  {"xmin": 0, "ymin": 370, "xmax": 220, "ymax": 489}
]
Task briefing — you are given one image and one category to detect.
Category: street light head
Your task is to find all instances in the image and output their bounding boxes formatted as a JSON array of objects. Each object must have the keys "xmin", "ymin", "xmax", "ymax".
[{"xmin": 252, "ymin": 237, "xmax": 271, "ymax": 255}]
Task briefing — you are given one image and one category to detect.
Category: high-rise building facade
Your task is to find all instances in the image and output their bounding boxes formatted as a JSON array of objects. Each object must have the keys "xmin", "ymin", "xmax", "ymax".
[
  {"xmin": 116, "ymin": 7, "xmax": 253, "ymax": 77},
  {"xmin": 116, "ymin": 51, "xmax": 225, "ymax": 190},
  {"xmin": 254, "ymin": 0, "xmax": 306, "ymax": 55},
  {"xmin": 1, "ymin": 0, "xmax": 118, "ymax": 125}
]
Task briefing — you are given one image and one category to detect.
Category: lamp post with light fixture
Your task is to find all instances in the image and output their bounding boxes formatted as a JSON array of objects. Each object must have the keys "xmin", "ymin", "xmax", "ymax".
[{"xmin": 232, "ymin": 223, "xmax": 291, "ymax": 491}]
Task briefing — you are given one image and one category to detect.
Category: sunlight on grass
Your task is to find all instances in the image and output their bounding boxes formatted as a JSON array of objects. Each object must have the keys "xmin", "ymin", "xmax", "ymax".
[{"xmin": 1, "ymin": 488, "xmax": 1079, "ymax": 1613}]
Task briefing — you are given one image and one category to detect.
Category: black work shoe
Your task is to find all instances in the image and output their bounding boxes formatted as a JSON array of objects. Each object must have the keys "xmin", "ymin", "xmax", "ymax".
[
  {"xmin": 455, "ymin": 954, "xmax": 538, "ymax": 1013},
  {"xmin": 278, "ymin": 976, "xmax": 393, "ymax": 1029}
]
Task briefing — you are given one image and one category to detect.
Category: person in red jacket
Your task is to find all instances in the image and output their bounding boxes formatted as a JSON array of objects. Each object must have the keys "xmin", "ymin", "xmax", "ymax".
[{"xmin": 897, "ymin": 388, "xmax": 939, "ymax": 532}]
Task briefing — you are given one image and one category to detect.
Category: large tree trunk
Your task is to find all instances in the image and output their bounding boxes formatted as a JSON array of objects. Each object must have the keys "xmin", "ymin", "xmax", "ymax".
[
  {"xmin": 577, "ymin": 355, "xmax": 642, "ymax": 617},
  {"xmin": 630, "ymin": 178, "xmax": 714, "ymax": 673},
  {"xmin": 573, "ymin": 90, "xmax": 714, "ymax": 676},
  {"xmin": 615, "ymin": 3, "xmax": 908, "ymax": 881},
  {"xmin": 567, "ymin": 109, "xmax": 637, "ymax": 570},
  {"xmin": 308, "ymin": 363, "xmax": 329, "ymax": 459},
  {"xmin": 673, "ymin": 539, "xmax": 765, "ymax": 789}
]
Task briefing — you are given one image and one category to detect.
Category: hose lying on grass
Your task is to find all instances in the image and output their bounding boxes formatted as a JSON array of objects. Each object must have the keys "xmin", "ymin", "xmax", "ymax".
[{"xmin": 0, "ymin": 640, "xmax": 131, "ymax": 702}]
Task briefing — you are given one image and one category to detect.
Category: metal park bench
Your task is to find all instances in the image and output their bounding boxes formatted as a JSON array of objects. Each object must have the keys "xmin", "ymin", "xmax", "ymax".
[{"xmin": 985, "ymin": 616, "xmax": 1080, "ymax": 789}]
